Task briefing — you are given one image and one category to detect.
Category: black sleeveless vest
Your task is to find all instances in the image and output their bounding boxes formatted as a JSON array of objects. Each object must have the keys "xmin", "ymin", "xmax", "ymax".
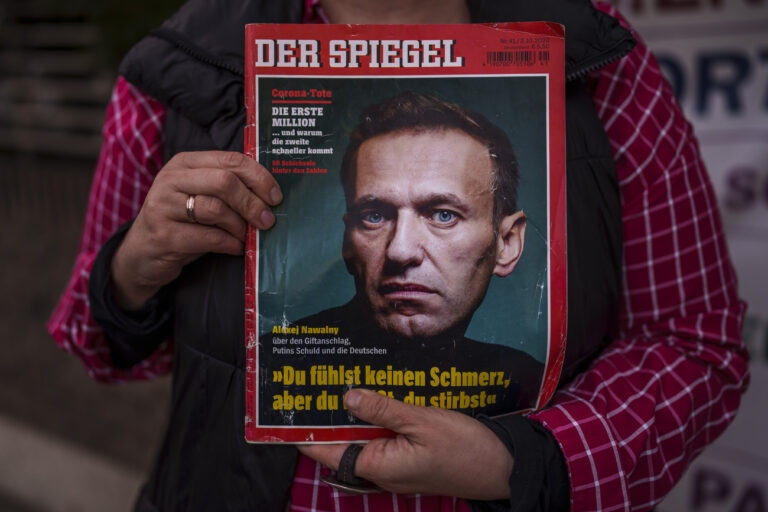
[{"xmin": 119, "ymin": 1, "xmax": 634, "ymax": 509}]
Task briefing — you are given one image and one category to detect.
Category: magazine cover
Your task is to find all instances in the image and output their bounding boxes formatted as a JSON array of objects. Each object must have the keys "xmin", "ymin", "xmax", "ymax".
[{"xmin": 244, "ymin": 23, "xmax": 566, "ymax": 443}]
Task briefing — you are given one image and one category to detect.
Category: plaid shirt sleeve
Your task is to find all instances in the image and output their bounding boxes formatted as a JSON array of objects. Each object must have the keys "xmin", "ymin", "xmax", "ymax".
[
  {"xmin": 47, "ymin": 76, "xmax": 173, "ymax": 382},
  {"xmin": 528, "ymin": 4, "xmax": 750, "ymax": 511}
]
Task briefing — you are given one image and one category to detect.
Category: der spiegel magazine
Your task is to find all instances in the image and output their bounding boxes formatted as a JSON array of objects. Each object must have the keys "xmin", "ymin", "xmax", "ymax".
[{"xmin": 244, "ymin": 22, "xmax": 566, "ymax": 443}]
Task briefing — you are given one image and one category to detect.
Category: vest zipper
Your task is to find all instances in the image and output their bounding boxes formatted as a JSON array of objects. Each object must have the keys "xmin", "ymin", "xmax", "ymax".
[
  {"xmin": 150, "ymin": 27, "xmax": 245, "ymax": 77},
  {"xmin": 566, "ymin": 38, "xmax": 636, "ymax": 82}
]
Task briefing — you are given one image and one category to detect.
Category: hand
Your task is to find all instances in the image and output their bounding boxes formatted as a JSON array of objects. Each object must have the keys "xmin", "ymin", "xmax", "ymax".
[
  {"xmin": 111, "ymin": 151, "xmax": 282, "ymax": 310},
  {"xmin": 298, "ymin": 388, "xmax": 513, "ymax": 500}
]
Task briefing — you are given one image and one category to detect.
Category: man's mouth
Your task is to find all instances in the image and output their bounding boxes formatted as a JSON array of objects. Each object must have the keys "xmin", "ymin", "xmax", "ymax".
[{"xmin": 378, "ymin": 282, "xmax": 436, "ymax": 298}]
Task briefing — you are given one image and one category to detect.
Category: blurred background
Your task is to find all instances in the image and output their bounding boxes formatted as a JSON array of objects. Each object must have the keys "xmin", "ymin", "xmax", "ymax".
[
  {"xmin": 0, "ymin": 0, "xmax": 765, "ymax": 510},
  {"xmin": 0, "ymin": 1, "xmax": 180, "ymax": 510}
]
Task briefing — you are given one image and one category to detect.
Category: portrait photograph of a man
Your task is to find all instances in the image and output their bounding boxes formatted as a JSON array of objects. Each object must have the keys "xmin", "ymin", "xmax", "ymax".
[{"xmin": 255, "ymin": 76, "xmax": 561, "ymax": 427}]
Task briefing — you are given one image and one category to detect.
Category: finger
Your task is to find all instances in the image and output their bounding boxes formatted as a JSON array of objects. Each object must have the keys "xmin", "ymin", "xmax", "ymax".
[
  {"xmin": 344, "ymin": 389, "xmax": 417, "ymax": 433},
  {"xmin": 216, "ymin": 152, "xmax": 283, "ymax": 206},
  {"xmin": 297, "ymin": 443, "xmax": 349, "ymax": 471},
  {"xmin": 170, "ymin": 151, "xmax": 282, "ymax": 205},
  {"xmin": 142, "ymin": 191, "xmax": 249, "ymax": 241},
  {"xmin": 168, "ymin": 168, "xmax": 275, "ymax": 229},
  {"xmin": 165, "ymin": 222, "xmax": 244, "ymax": 258},
  {"xmin": 186, "ymin": 194, "xmax": 248, "ymax": 241}
]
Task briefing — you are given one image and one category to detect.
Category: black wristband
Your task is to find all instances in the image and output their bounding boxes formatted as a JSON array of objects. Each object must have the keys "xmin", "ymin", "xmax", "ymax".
[{"xmin": 337, "ymin": 444, "xmax": 365, "ymax": 485}]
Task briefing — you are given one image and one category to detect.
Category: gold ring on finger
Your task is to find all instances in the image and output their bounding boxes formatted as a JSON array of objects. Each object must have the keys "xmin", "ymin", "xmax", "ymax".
[{"xmin": 186, "ymin": 194, "xmax": 197, "ymax": 223}]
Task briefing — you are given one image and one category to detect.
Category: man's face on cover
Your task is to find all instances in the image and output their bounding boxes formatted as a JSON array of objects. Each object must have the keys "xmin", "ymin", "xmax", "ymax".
[{"xmin": 343, "ymin": 128, "xmax": 525, "ymax": 339}]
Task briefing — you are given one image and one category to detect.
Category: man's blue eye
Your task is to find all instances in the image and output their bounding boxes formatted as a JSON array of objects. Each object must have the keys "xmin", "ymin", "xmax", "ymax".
[
  {"xmin": 434, "ymin": 210, "xmax": 456, "ymax": 223},
  {"xmin": 363, "ymin": 212, "xmax": 384, "ymax": 224}
]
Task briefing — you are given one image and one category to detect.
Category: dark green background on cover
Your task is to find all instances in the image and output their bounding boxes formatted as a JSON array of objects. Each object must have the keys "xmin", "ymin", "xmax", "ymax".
[{"xmin": 257, "ymin": 76, "xmax": 549, "ymax": 363}]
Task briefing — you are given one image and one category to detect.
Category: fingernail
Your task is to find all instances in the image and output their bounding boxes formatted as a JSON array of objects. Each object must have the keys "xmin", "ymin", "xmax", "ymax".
[
  {"xmin": 270, "ymin": 186, "xmax": 283, "ymax": 205},
  {"xmin": 260, "ymin": 209, "xmax": 275, "ymax": 227},
  {"xmin": 345, "ymin": 389, "xmax": 362, "ymax": 409}
]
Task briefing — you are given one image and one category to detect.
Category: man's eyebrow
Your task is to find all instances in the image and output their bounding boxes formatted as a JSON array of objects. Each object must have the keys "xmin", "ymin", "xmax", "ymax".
[
  {"xmin": 348, "ymin": 194, "xmax": 392, "ymax": 212},
  {"xmin": 416, "ymin": 193, "xmax": 471, "ymax": 212},
  {"xmin": 349, "ymin": 193, "xmax": 472, "ymax": 212}
]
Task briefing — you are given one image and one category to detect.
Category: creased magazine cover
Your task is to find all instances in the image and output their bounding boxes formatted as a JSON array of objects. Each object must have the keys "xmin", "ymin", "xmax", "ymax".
[{"xmin": 244, "ymin": 22, "xmax": 566, "ymax": 443}]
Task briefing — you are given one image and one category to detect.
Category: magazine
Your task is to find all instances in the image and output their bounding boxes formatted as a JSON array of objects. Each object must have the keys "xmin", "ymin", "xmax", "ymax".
[{"xmin": 244, "ymin": 22, "xmax": 566, "ymax": 443}]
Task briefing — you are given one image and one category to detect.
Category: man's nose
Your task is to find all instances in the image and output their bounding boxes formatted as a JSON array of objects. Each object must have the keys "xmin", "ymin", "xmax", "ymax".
[{"xmin": 385, "ymin": 211, "xmax": 424, "ymax": 266}]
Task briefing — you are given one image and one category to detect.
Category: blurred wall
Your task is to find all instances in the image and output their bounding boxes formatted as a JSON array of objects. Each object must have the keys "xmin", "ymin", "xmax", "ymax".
[{"xmin": 0, "ymin": 1, "xmax": 179, "ymax": 511}]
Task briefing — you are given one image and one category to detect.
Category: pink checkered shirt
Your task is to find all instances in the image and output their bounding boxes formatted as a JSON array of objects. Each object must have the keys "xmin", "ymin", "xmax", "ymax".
[{"xmin": 47, "ymin": 3, "xmax": 748, "ymax": 510}]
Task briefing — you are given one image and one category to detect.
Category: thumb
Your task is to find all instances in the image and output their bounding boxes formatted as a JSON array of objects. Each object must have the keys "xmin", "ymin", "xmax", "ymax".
[{"xmin": 345, "ymin": 389, "xmax": 416, "ymax": 432}]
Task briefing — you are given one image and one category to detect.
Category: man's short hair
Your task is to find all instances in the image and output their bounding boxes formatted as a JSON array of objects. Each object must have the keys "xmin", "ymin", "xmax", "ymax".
[{"xmin": 340, "ymin": 91, "xmax": 520, "ymax": 226}]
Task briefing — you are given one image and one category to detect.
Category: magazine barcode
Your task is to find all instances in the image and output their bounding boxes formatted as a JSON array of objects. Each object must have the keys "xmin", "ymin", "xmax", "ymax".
[{"xmin": 486, "ymin": 50, "xmax": 550, "ymax": 67}]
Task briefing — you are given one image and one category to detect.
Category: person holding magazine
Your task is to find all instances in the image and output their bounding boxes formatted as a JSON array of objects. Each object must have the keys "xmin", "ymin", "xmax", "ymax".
[{"xmin": 48, "ymin": 0, "xmax": 748, "ymax": 510}]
